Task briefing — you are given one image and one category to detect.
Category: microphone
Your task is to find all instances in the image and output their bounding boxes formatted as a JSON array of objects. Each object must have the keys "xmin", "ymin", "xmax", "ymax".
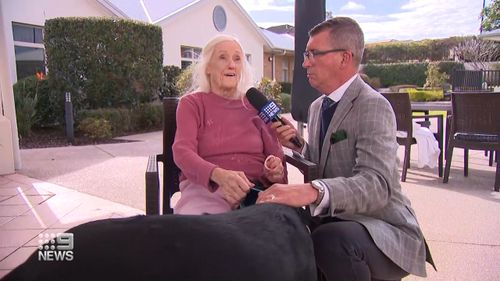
[{"xmin": 246, "ymin": 87, "xmax": 303, "ymax": 148}]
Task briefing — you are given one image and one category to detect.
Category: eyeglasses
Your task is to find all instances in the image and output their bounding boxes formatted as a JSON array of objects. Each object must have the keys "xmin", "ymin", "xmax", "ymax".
[{"xmin": 303, "ymin": 48, "xmax": 350, "ymax": 61}]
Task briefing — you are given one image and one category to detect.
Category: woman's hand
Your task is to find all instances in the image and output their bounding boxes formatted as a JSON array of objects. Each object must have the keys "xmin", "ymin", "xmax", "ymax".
[
  {"xmin": 264, "ymin": 155, "xmax": 284, "ymax": 183},
  {"xmin": 270, "ymin": 117, "xmax": 304, "ymax": 151},
  {"xmin": 210, "ymin": 167, "xmax": 252, "ymax": 207}
]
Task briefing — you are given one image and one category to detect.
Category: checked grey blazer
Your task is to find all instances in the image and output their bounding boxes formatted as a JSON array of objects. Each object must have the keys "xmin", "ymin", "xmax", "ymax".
[{"xmin": 304, "ymin": 76, "xmax": 431, "ymax": 277}]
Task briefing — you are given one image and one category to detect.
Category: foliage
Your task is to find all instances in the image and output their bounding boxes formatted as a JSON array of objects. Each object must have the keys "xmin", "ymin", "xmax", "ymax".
[
  {"xmin": 453, "ymin": 37, "xmax": 500, "ymax": 69},
  {"xmin": 13, "ymin": 75, "xmax": 63, "ymax": 128},
  {"xmin": 78, "ymin": 117, "xmax": 112, "ymax": 140},
  {"xmin": 13, "ymin": 83, "xmax": 38, "ymax": 138},
  {"xmin": 159, "ymin": 65, "xmax": 181, "ymax": 98},
  {"xmin": 280, "ymin": 93, "xmax": 291, "ymax": 113},
  {"xmin": 77, "ymin": 107, "xmax": 132, "ymax": 136},
  {"xmin": 363, "ymin": 63, "xmax": 428, "ymax": 87},
  {"xmin": 44, "ymin": 17, "xmax": 163, "ymax": 112},
  {"xmin": 279, "ymin": 82, "xmax": 292, "ymax": 94},
  {"xmin": 77, "ymin": 102, "xmax": 162, "ymax": 136},
  {"xmin": 424, "ymin": 63, "xmax": 449, "ymax": 88},
  {"xmin": 363, "ymin": 61, "xmax": 464, "ymax": 88},
  {"xmin": 436, "ymin": 61, "xmax": 465, "ymax": 79},
  {"xmin": 257, "ymin": 77, "xmax": 282, "ymax": 107},
  {"xmin": 359, "ymin": 73, "xmax": 381, "ymax": 89},
  {"xmin": 481, "ymin": 0, "xmax": 500, "ymax": 31},
  {"xmin": 407, "ymin": 88, "xmax": 444, "ymax": 102},
  {"xmin": 363, "ymin": 37, "xmax": 469, "ymax": 63},
  {"xmin": 132, "ymin": 103, "xmax": 163, "ymax": 130},
  {"xmin": 176, "ymin": 65, "xmax": 194, "ymax": 95}
]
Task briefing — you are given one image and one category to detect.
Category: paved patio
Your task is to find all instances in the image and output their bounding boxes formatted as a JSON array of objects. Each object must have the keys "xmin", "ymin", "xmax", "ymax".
[{"xmin": 1, "ymin": 121, "xmax": 499, "ymax": 280}]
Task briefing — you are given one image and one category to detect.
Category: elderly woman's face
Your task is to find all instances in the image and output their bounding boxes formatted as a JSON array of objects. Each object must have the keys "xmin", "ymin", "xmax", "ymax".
[{"xmin": 207, "ymin": 40, "xmax": 243, "ymax": 97}]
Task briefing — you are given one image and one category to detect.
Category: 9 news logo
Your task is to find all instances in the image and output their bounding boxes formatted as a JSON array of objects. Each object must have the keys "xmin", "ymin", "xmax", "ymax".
[{"xmin": 37, "ymin": 233, "xmax": 74, "ymax": 262}]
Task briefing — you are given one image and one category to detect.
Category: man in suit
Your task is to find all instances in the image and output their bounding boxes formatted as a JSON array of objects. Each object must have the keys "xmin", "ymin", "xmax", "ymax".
[{"xmin": 257, "ymin": 17, "xmax": 434, "ymax": 281}]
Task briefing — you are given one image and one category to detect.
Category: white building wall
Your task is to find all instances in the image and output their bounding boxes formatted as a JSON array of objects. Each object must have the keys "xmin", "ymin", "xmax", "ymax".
[
  {"xmin": 159, "ymin": 0, "xmax": 265, "ymax": 82},
  {"xmin": 0, "ymin": 0, "xmax": 268, "ymax": 173},
  {"xmin": 0, "ymin": 0, "xmax": 117, "ymax": 172}
]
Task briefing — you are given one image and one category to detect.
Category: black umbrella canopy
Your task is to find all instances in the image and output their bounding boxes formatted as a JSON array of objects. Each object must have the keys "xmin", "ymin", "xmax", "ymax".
[{"xmin": 291, "ymin": 0, "xmax": 325, "ymax": 123}]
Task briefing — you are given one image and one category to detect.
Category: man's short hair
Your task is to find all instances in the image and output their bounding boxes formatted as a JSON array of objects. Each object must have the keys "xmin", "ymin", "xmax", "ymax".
[{"xmin": 309, "ymin": 17, "xmax": 365, "ymax": 66}]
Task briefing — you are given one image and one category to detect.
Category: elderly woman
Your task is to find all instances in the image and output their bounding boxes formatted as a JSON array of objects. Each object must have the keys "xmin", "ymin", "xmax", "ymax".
[{"xmin": 172, "ymin": 34, "xmax": 287, "ymax": 215}]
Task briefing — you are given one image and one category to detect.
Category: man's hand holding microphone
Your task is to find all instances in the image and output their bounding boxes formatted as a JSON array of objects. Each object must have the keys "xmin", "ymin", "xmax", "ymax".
[{"xmin": 246, "ymin": 87, "xmax": 304, "ymax": 152}]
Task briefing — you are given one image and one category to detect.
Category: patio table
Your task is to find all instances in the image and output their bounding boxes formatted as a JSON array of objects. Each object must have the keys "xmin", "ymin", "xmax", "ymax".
[{"xmin": 411, "ymin": 101, "xmax": 451, "ymax": 112}]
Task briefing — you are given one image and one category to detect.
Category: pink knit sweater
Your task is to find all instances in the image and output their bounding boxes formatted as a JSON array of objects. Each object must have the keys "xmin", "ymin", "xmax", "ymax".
[{"xmin": 172, "ymin": 92, "xmax": 286, "ymax": 190}]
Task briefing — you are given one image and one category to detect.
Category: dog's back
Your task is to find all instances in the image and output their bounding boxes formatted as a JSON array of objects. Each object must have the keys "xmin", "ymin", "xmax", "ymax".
[{"xmin": 3, "ymin": 203, "xmax": 316, "ymax": 281}]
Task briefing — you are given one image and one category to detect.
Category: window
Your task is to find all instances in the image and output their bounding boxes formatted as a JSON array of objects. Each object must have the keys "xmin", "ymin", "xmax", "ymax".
[
  {"xmin": 282, "ymin": 59, "xmax": 289, "ymax": 82},
  {"xmin": 180, "ymin": 46, "xmax": 202, "ymax": 69},
  {"xmin": 12, "ymin": 23, "xmax": 45, "ymax": 80},
  {"xmin": 14, "ymin": 46, "xmax": 45, "ymax": 80},
  {"xmin": 212, "ymin": 5, "xmax": 227, "ymax": 32},
  {"xmin": 13, "ymin": 23, "xmax": 44, "ymax": 43}
]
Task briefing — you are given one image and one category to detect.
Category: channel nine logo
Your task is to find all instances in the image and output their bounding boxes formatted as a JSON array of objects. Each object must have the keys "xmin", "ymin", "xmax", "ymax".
[{"xmin": 38, "ymin": 233, "xmax": 74, "ymax": 262}]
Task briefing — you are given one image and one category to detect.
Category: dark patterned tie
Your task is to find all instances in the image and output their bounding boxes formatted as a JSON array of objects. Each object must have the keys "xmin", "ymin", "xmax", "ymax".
[{"xmin": 320, "ymin": 97, "xmax": 338, "ymax": 148}]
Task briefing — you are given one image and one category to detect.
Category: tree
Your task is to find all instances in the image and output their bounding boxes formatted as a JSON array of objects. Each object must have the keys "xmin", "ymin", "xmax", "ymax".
[
  {"xmin": 482, "ymin": 0, "xmax": 500, "ymax": 31},
  {"xmin": 424, "ymin": 63, "xmax": 449, "ymax": 88},
  {"xmin": 453, "ymin": 37, "xmax": 500, "ymax": 69}
]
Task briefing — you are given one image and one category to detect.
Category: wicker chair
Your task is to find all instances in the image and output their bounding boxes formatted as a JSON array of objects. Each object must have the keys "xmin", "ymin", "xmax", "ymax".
[
  {"xmin": 145, "ymin": 97, "xmax": 318, "ymax": 215},
  {"xmin": 381, "ymin": 92, "xmax": 444, "ymax": 182},
  {"xmin": 443, "ymin": 92, "xmax": 500, "ymax": 191}
]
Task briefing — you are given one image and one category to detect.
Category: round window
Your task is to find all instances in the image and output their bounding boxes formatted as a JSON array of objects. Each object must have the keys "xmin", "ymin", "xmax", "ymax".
[{"xmin": 213, "ymin": 5, "xmax": 227, "ymax": 32}]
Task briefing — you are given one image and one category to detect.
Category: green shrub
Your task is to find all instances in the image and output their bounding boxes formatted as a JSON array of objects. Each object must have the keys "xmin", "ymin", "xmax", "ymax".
[
  {"xmin": 78, "ymin": 117, "xmax": 112, "ymax": 140},
  {"xmin": 363, "ymin": 63, "xmax": 428, "ymax": 87},
  {"xmin": 159, "ymin": 65, "xmax": 181, "ymax": 98},
  {"xmin": 257, "ymin": 77, "xmax": 282, "ymax": 107},
  {"xmin": 132, "ymin": 102, "xmax": 163, "ymax": 130},
  {"xmin": 13, "ymin": 75, "xmax": 63, "ymax": 128},
  {"xmin": 279, "ymin": 82, "xmax": 292, "ymax": 94},
  {"xmin": 437, "ymin": 61, "xmax": 464, "ymax": 81},
  {"xmin": 407, "ymin": 88, "xmax": 444, "ymax": 101},
  {"xmin": 78, "ymin": 108, "xmax": 132, "ymax": 135},
  {"xmin": 14, "ymin": 88, "xmax": 38, "ymax": 138},
  {"xmin": 44, "ymin": 17, "xmax": 163, "ymax": 111},
  {"xmin": 280, "ymin": 93, "xmax": 291, "ymax": 113},
  {"xmin": 424, "ymin": 63, "xmax": 449, "ymax": 88},
  {"xmin": 77, "ymin": 102, "xmax": 162, "ymax": 136},
  {"xmin": 176, "ymin": 65, "xmax": 194, "ymax": 95}
]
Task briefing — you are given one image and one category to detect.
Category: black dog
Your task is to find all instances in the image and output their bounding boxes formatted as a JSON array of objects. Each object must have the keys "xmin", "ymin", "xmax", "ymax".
[{"xmin": 3, "ymin": 204, "xmax": 317, "ymax": 281}]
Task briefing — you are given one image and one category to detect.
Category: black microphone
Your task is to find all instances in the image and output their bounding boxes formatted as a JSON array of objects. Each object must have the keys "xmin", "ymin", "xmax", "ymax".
[{"xmin": 246, "ymin": 87, "xmax": 303, "ymax": 148}]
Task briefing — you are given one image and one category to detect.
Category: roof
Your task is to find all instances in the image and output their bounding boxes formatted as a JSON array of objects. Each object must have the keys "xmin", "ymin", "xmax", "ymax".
[
  {"xmin": 266, "ymin": 24, "xmax": 295, "ymax": 36},
  {"xmin": 260, "ymin": 29, "xmax": 294, "ymax": 52},
  {"xmin": 104, "ymin": 0, "xmax": 199, "ymax": 23},
  {"xmin": 101, "ymin": 0, "xmax": 294, "ymax": 52}
]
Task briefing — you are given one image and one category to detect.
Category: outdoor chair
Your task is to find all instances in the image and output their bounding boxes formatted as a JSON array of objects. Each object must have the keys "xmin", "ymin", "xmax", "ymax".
[
  {"xmin": 443, "ymin": 92, "xmax": 500, "ymax": 191},
  {"xmin": 145, "ymin": 97, "xmax": 318, "ymax": 215},
  {"xmin": 381, "ymin": 92, "xmax": 444, "ymax": 182}
]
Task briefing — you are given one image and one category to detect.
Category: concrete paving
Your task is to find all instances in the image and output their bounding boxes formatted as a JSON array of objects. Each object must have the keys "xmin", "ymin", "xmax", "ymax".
[{"xmin": 1, "ymin": 114, "xmax": 499, "ymax": 280}]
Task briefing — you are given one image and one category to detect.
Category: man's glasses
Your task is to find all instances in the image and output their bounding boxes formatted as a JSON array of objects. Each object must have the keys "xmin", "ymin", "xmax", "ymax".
[{"xmin": 303, "ymin": 48, "xmax": 351, "ymax": 61}]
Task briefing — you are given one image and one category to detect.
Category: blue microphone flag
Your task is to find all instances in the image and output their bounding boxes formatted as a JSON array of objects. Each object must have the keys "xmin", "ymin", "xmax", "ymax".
[{"xmin": 258, "ymin": 100, "xmax": 281, "ymax": 123}]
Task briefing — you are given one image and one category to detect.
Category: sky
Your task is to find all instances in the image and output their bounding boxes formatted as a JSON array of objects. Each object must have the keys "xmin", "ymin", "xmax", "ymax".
[{"xmin": 237, "ymin": 0, "xmax": 492, "ymax": 43}]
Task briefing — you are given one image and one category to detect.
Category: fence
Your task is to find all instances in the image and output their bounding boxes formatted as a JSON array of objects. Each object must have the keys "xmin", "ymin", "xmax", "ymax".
[{"xmin": 452, "ymin": 69, "xmax": 500, "ymax": 91}]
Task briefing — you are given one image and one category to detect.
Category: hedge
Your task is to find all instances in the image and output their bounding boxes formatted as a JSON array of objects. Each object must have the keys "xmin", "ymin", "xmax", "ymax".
[
  {"xmin": 363, "ymin": 61, "xmax": 464, "ymax": 88},
  {"xmin": 44, "ymin": 17, "xmax": 163, "ymax": 116}
]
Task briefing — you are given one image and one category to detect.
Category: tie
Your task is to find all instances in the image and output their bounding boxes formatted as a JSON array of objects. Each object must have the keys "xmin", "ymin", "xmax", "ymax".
[{"xmin": 320, "ymin": 97, "xmax": 338, "ymax": 148}]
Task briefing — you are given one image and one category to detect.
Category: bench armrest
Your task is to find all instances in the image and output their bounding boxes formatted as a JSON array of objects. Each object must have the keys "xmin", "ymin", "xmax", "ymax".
[
  {"xmin": 285, "ymin": 150, "xmax": 318, "ymax": 182},
  {"xmin": 145, "ymin": 154, "xmax": 161, "ymax": 215}
]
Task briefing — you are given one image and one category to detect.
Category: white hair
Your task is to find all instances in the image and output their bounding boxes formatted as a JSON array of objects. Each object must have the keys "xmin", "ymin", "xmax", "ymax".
[{"xmin": 187, "ymin": 34, "xmax": 254, "ymax": 98}]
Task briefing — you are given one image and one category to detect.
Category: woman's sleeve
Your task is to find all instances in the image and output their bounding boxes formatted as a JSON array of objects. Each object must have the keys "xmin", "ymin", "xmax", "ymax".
[{"xmin": 172, "ymin": 96, "xmax": 217, "ymax": 189}]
